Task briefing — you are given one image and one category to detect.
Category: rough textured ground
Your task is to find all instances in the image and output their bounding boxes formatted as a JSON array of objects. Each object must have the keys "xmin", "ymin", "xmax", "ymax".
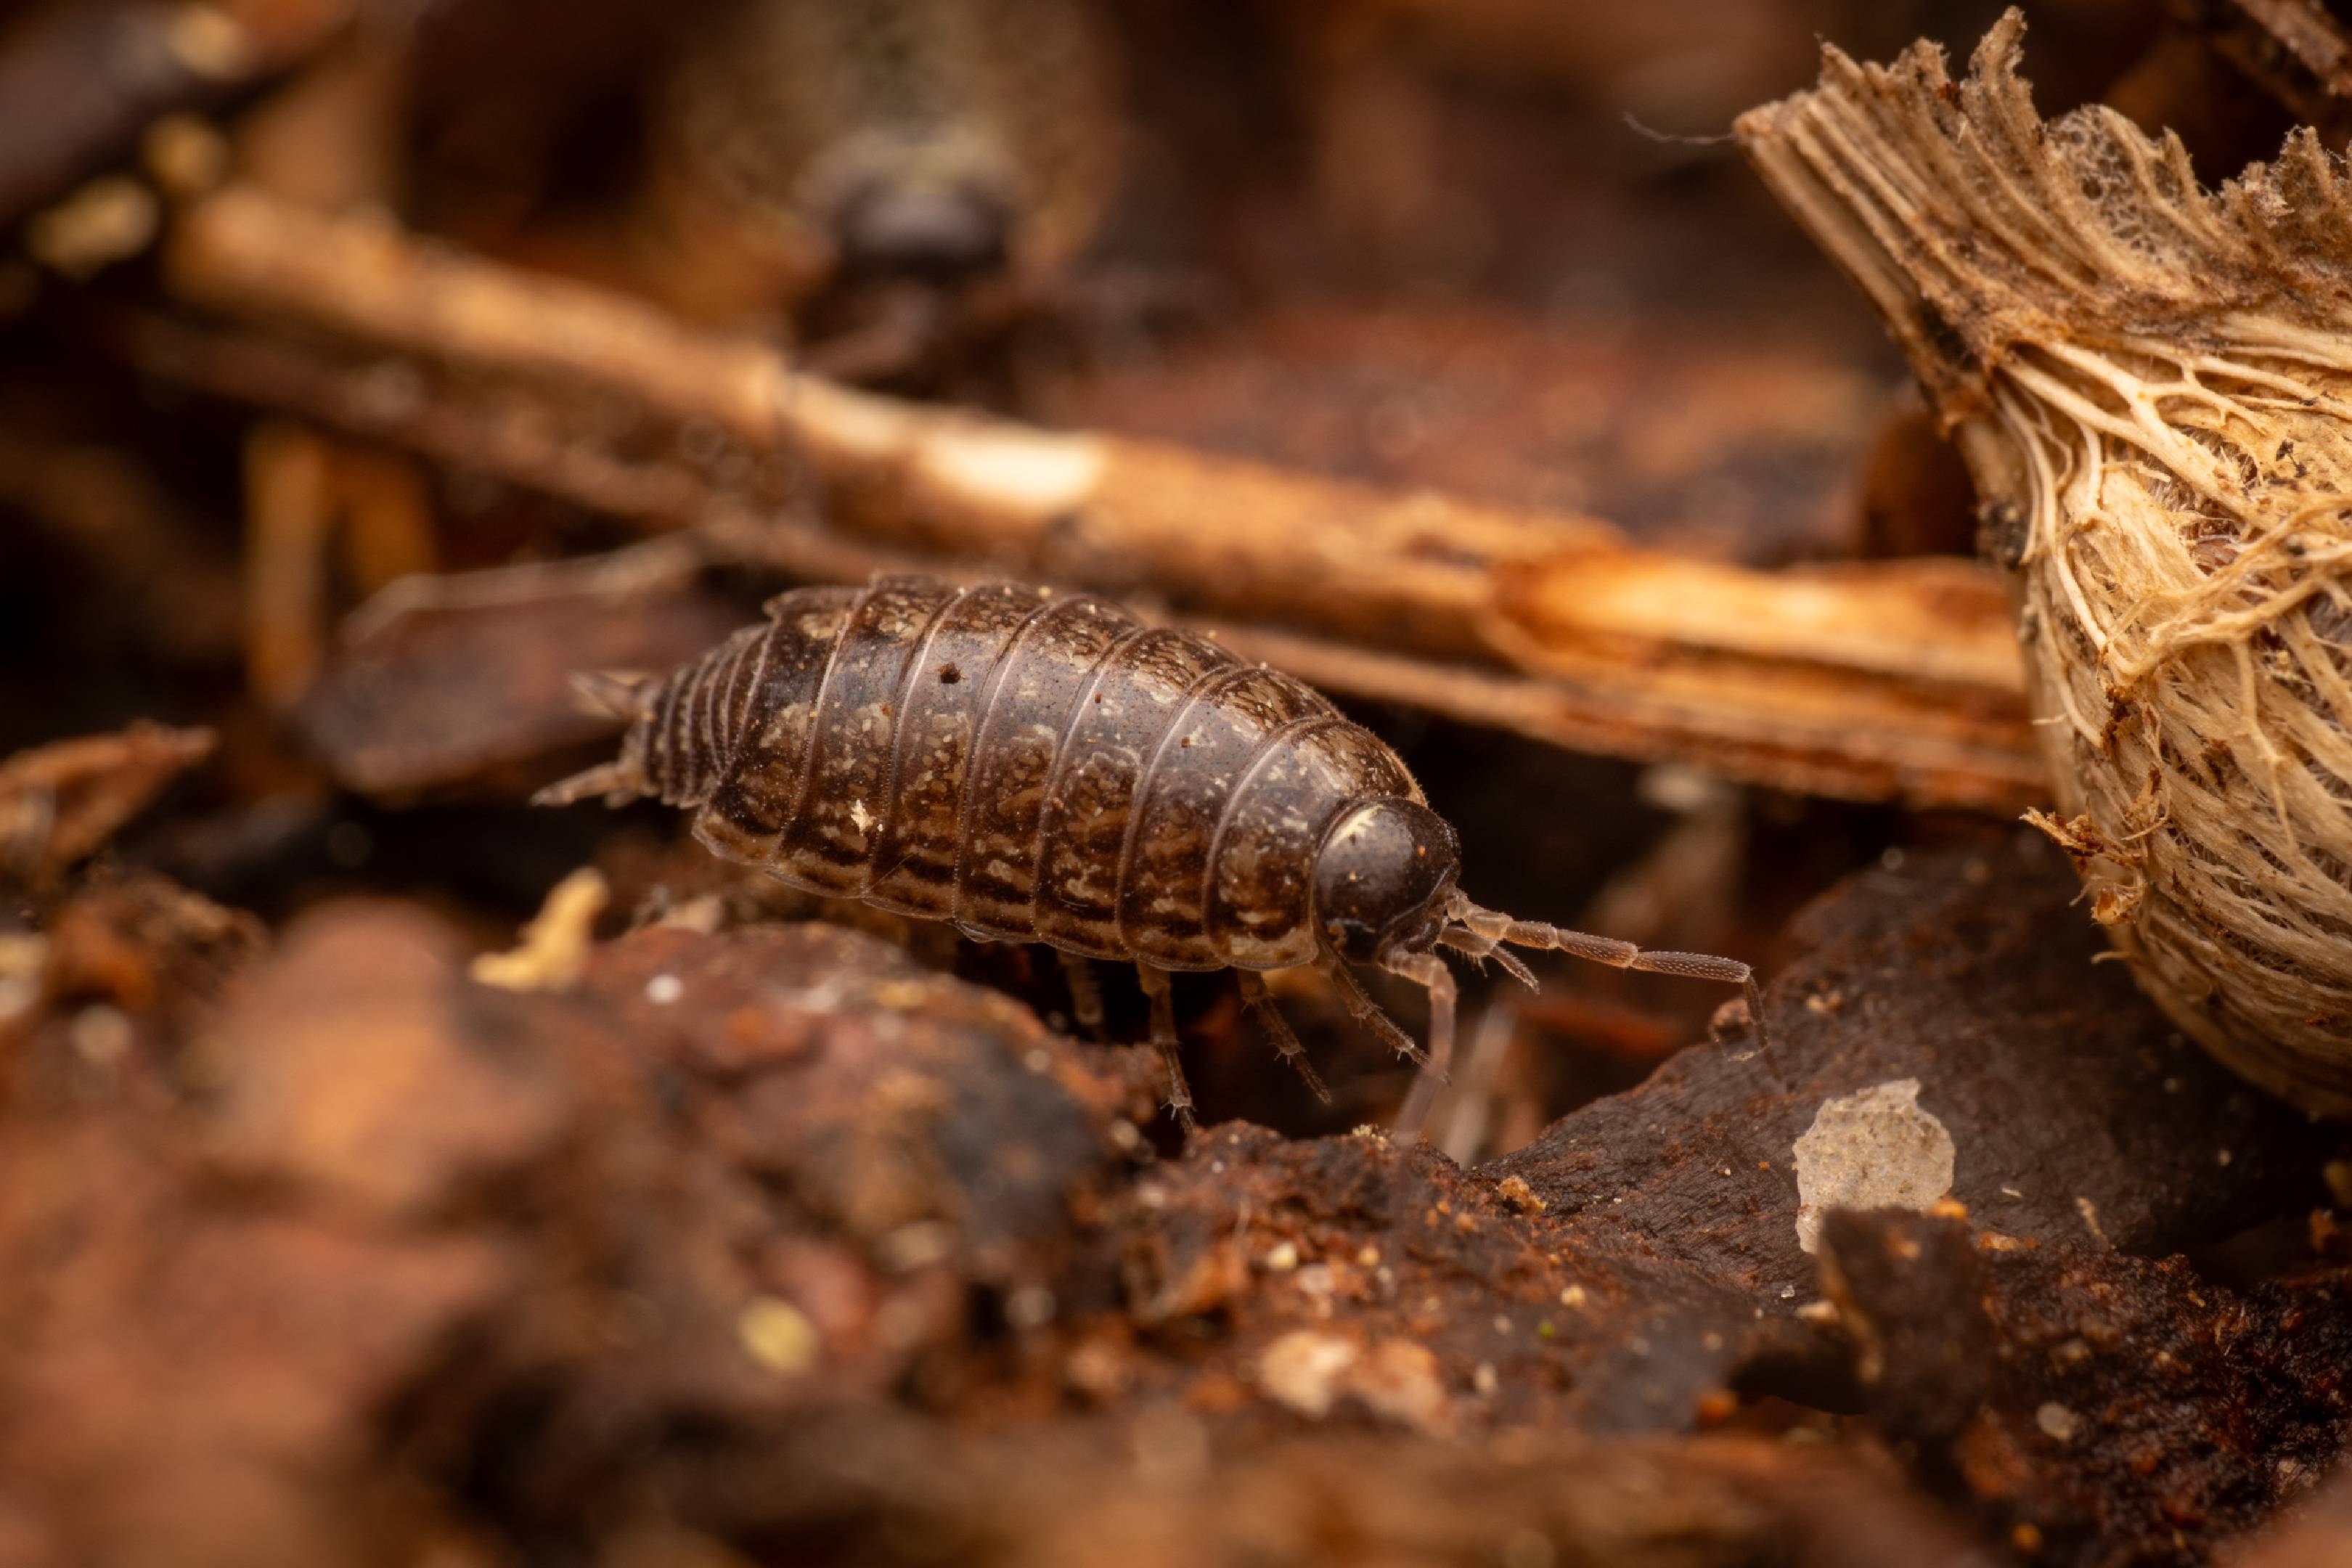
[{"xmin": 4, "ymin": 814, "xmax": 2346, "ymax": 1566}]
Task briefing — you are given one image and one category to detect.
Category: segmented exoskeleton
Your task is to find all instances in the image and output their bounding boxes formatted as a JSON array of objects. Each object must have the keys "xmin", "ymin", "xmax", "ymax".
[{"xmin": 540, "ymin": 578, "xmax": 1768, "ymax": 1132}]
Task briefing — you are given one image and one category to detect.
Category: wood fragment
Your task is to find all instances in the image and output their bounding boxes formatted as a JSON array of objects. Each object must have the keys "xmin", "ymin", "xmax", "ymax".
[
  {"xmin": 135, "ymin": 187, "xmax": 2046, "ymax": 811},
  {"xmin": 241, "ymin": 420, "xmax": 335, "ymax": 710},
  {"xmin": 0, "ymin": 722, "xmax": 216, "ymax": 887},
  {"xmin": 2174, "ymin": 0, "xmax": 2352, "ymax": 139},
  {"xmin": 297, "ymin": 539, "xmax": 748, "ymax": 796},
  {"xmin": 242, "ymin": 420, "xmax": 443, "ymax": 712},
  {"xmin": 470, "ymin": 867, "xmax": 608, "ymax": 992}
]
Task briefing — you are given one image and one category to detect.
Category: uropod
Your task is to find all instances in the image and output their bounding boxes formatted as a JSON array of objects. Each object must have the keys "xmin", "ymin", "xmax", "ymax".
[{"xmin": 539, "ymin": 577, "xmax": 1768, "ymax": 1131}]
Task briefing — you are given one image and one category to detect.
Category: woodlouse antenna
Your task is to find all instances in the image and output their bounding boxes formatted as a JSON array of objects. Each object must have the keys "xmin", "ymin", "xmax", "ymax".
[
  {"xmin": 1389, "ymin": 892, "xmax": 1773, "ymax": 1140},
  {"xmin": 1445, "ymin": 890, "xmax": 1773, "ymax": 1059}
]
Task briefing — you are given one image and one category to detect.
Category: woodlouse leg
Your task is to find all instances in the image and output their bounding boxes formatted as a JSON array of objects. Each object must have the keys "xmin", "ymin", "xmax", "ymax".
[
  {"xmin": 1135, "ymin": 963, "xmax": 1196, "ymax": 1132},
  {"xmin": 1383, "ymin": 949, "xmax": 1456, "ymax": 1140},
  {"xmin": 1450, "ymin": 899, "xmax": 1775, "ymax": 1063},
  {"xmin": 1058, "ymin": 950, "xmax": 1106, "ymax": 1038},
  {"xmin": 569, "ymin": 669, "xmax": 658, "ymax": 722},
  {"xmin": 533, "ymin": 671, "xmax": 661, "ymax": 808},
  {"xmin": 531, "ymin": 760, "xmax": 642, "ymax": 808},
  {"xmin": 1429, "ymin": 999, "xmax": 1523, "ymax": 1165},
  {"xmin": 1236, "ymin": 970, "xmax": 1331, "ymax": 1104},
  {"xmin": 1320, "ymin": 959, "xmax": 1426, "ymax": 1067}
]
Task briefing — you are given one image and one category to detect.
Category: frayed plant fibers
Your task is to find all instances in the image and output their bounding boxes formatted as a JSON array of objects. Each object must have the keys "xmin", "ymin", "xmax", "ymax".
[{"xmin": 1738, "ymin": 11, "xmax": 2352, "ymax": 1111}]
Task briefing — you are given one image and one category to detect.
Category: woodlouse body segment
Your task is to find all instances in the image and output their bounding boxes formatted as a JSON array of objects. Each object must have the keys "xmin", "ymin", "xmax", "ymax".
[{"xmin": 540, "ymin": 576, "xmax": 1769, "ymax": 1132}]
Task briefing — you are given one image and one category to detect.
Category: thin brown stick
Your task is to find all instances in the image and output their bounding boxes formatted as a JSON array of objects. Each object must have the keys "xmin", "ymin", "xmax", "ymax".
[{"xmin": 135, "ymin": 187, "xmax": 2046, "ymax": 812}]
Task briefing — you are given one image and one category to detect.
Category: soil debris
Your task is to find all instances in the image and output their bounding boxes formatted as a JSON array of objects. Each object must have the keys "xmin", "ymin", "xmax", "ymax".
[
  {"xmin": 1819, "ymin": 1206, "xmax": 2352, "ymax": 1567},
  {"xmin": 0, "ymin": 722, "xmax": 215, "ymax": 891}
]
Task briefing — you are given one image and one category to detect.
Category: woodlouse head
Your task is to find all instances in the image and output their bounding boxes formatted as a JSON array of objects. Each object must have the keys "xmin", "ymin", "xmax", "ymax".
[
  {"xmin": 658, "ymin": 0, "xmax": 1126, "ymax": 305},
  {"xmin": 834, "ymin": 176, "xmax": 1011, "ymax": 284},
  {"xmin": 1312, "ymin": 799, "xmax": 1461, "ymax": 965}
]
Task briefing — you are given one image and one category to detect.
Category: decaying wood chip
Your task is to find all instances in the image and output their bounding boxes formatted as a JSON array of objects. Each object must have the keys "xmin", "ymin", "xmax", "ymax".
[
  {"xmin": 1488, "ymin": 835, "xmax": 2335, "ymax": 1301},
  {"xmin": 295, "ymin": 538, "xmax": 743, "ymax": 796},
  {"xmin": 676, "ymin": 1416, "xmax": 2001, "ymax": 1568},
  {"xmin": 1818, "ymin": 1206, "xmax": 2352, "ymax": 1567},
  {"xmin": 2226, "ymin": 1460, "xmax": 2352, "ymax": 1567}
]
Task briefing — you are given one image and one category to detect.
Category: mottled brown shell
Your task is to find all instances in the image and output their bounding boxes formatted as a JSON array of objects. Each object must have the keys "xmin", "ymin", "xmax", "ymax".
[{"xmin": 621, "ymin": 578, "xmax": 1425, "ymax": 972}]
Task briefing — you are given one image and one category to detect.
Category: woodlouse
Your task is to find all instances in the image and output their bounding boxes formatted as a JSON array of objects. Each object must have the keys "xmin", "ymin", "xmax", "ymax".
[
  {"xmin": 539, "ymin": 577, "xmax": 1767, "ymax": 1132},
  {"xmin": 655, "ymin": 0, "xmax": 1125, "ymax": 298}
]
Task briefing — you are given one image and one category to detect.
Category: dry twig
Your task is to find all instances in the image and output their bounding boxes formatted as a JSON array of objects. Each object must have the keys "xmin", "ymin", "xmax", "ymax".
[{"xmin": 131, "ymin": 187, "xmax": 2044, "ymax": 811}]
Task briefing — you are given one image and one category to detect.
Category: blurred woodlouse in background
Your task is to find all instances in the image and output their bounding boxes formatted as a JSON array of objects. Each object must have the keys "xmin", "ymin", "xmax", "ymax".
[
  {"xmin": 648, "ymin": 0, "xmax": 1127, "ymax": 327},
  {"xmin": 540, "ymin": 578, "xmax": 1767, "ymax": 1132}
]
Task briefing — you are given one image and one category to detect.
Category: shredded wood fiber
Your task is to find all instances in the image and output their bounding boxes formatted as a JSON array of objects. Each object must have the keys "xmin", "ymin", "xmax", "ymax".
[{"xmin": 1739, "ymin": 11, "xmax": 2352, "ymax": 1111}]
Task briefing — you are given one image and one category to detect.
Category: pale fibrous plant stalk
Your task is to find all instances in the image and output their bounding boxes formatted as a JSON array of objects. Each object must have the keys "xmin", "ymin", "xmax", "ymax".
[{"xmin": 1739, "ymin": 11, "xmax": 2352, "ymax": 1109}]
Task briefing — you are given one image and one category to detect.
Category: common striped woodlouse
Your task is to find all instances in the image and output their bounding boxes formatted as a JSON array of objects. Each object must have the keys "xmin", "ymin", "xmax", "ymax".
[{"xmin": 539, "ymin": 577, "xmax": 1768, "ymax": 1133}]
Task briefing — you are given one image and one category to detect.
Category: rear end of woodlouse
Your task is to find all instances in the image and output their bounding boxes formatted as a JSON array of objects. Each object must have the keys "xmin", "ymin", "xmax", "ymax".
[{"xmin": 540, "ymin": 576, "xmax": 1770, "ymax": 1133}]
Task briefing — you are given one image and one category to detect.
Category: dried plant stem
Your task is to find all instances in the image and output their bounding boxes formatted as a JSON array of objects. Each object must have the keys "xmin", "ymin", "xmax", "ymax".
[
  {"xmin": 1741, "ymin": 9, "xmax": 2352, "ymax": 1108},
  {"xmin": 135, "ymin": 186, "xmax": 2045, "ymax": 812}
]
